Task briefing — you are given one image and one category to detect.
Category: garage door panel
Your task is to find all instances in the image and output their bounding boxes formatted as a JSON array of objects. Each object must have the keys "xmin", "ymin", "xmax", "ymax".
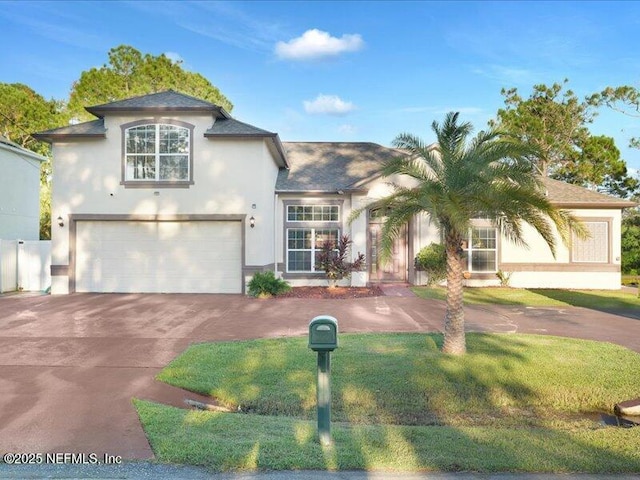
[{"xmin": 76, "ymin": 221, "xmax": 242, "ymax": 293}]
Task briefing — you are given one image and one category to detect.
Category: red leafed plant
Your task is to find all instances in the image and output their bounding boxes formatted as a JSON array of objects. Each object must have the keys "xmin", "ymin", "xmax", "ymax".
[{"xmin": 317, "ymin": 234, "xmax": 366, "ymax": 287}]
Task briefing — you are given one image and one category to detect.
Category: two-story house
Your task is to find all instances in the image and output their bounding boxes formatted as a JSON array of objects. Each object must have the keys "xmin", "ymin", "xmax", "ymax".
[{"xmin": 34, "ymin": 90, "xmax": 634, "ymax": 294}]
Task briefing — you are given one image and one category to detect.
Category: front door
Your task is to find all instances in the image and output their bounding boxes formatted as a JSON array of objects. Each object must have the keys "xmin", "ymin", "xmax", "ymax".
[{"xmin": 368, "ymin": 214, "xmax": 408, "ymax": 283}]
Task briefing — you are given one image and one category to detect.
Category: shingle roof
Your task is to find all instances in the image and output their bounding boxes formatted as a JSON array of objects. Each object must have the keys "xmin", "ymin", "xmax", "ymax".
[
  {"xmin": 32, "ymin": 119, "xmax": 106, "ymax": 143},
  {"xmin": 276, "ymin": 142, "xmax": 402, "ymax": 192},
  {"xmin": 542, "ymin": 176, "xmax": 636, "ymax": 208},
  {"xmin": 205, "ymin": 118, "xmax": 275, "ymax": 136},
  {"xmin": 205, "ymin": 118, "xmax": 288, "ymax": 167},
  {"xmin": 85, "ymin": 90, "xmax": 229, "ymax": 118},
  {"xmin": 277, "ymin": 142, "xmax": 636, "ymax": 208}
]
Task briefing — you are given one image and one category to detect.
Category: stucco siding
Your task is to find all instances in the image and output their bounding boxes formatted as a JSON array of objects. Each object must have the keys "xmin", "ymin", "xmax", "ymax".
[{"xmin": 50, "ymin": 114, "xmax": 280, "ymax": 293}]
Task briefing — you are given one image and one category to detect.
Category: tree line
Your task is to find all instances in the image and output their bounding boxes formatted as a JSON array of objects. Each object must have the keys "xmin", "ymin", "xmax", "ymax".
[{"xmin": 0, "ymin": 45, "xmax": 232, "ymax": 239}]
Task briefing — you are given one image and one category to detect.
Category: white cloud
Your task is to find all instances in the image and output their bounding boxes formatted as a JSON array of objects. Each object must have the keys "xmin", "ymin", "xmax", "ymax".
[
  {"xmin": 303, "ymin": 94, "xmax": 356, "ymax": 116},
  {"xmin": 275, "ymin": 29, "xmax": 364, "ymax": 61}
]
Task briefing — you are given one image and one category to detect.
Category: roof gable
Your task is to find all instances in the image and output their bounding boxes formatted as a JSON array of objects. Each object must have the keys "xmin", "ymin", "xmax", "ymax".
[{"xmin": 85, "ymin": 90, "xmax": 230, "ymax": 118}]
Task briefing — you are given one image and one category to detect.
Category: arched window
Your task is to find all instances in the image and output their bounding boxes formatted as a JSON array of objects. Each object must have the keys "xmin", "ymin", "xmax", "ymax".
[{"xmin": 122, "ymin": 121, "xmax": 193, "ymax": 185}]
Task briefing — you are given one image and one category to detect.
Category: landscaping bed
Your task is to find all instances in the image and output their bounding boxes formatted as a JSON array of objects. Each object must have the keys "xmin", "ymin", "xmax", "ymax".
[{"xmin": 275, "ymin": 286, "xmax": 383, "ymax": 299}]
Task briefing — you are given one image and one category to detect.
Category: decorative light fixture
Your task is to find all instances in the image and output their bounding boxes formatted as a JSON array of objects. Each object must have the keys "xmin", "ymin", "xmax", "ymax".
[
  {"xmin": 57, "ymin": 216, "xmax": 64, "ymax": 227},
  {"xmin": 249, "ymin": 216, "xmax": 255, "ymax": 228}
]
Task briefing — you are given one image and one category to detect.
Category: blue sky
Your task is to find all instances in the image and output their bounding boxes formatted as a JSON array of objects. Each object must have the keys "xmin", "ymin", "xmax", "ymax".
[{"xmin": 2, "ymin": 0, "xmax": 640, "ymax": 171}]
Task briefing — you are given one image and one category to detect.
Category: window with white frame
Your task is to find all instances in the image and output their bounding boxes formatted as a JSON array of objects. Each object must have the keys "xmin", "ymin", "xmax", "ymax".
[
  {"xmin": 124, "ymin": 123, "xmax": 190, "ymax": 182},
  {"xmin": 462, "ymin": 227, "xmax": 497, "ymax": 272},
  {"xmin": 285, "ymin": 203, "xmax": 341, "ymax": 273},
  {"xmin": 287, "ymin": 205, "xmax": 339, "ymax": 222},
  {"xmin": 572, "ymin": 221, "xmax": 609, "ymax": 263},
  {"xmin": 287, "ymin": 228, "xmax": 339, "ymax": 272}
]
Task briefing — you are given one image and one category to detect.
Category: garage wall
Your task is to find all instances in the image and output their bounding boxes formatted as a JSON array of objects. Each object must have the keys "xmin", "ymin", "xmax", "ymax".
[
  {"xmin": 75, "ymin": 219, "xmax": 242, "ymax": 294},
  {"xmin": 50, "ymin": 113, "xmax": 281, "ymax": 294}
]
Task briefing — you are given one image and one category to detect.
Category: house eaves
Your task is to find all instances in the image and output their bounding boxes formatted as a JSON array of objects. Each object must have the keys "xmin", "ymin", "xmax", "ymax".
[
  {"xmin": 205, "ymin": 118, "xmax": 289, "ymax": 168},
  {"xmin": 32, "ymin": 119, "xmax": 107, "ymax": 143},
  {"xmin": 274, "ymin": 187, "xmax": 369, "ymax": 195}
]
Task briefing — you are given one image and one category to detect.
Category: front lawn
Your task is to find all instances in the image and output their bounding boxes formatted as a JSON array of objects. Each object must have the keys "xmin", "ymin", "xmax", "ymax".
[
  {"xmin": 136, "ymin": 333, "xmax": 640, "ymax": 472},
  {"xmin": 412, "ymin": 286, "xmax": 640, "ymax": 309}
]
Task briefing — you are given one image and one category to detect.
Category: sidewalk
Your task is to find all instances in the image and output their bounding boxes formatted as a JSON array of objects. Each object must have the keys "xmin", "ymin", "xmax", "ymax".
[{"xmin": 0, "ymin": 462, "xmax": 637, "ymax": 480}]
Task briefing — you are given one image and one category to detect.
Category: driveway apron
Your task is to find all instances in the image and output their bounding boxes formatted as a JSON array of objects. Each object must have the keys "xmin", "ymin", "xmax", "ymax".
[{"xmin": 0, "ymin": 292, "xmax": 638, "ymax": 459}]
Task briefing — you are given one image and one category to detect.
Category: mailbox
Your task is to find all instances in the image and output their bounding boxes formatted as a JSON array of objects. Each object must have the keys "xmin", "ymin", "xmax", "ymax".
[{"xmin": 308, "ymin": 315, "xmax": 338, "ymax": 351}]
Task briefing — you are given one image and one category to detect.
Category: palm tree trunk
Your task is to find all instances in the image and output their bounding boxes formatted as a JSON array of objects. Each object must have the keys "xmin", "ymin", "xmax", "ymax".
[{"xmin": 442, "ymin": 229, "xmax": 466, "ymax": 355}]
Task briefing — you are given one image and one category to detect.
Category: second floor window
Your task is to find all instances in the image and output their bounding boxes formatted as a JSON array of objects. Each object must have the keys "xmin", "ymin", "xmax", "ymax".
[{"xmin": 125, "ymin": 124, "xmax": 190, "ymax": 181}]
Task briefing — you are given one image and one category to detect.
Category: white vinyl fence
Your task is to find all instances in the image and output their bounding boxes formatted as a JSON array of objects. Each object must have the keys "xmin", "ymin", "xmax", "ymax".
[{"xmin": 0, "ymin": 239, "xmax": 51, "ymax": 293}]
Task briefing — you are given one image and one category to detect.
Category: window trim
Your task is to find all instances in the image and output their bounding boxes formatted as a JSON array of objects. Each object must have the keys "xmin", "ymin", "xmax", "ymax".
[
  {"xmin": 282, "ymin": 199, "xmax": 344, "ymax": 277},
  {"xmin": 286, "ymin": 227, "xmax": 340, "ymax": 273},
  {"xmin": 570, "ymin": 218, "xmax": 612, "ymax": 264},
  {"xmin": 120, "ymin": 119, "xmax": 195, "ymax": 188},
  {"xmin": 286, "ymin": 204, "xmax": 340, "ymax": 223},
  {"xmin": 462, "ymin": 226, "xmax": 498, "ymax": 273}
]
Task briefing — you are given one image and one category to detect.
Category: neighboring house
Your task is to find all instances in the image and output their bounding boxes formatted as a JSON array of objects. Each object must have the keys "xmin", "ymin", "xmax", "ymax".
[
  {"xmin": 34, "ymin": 91, "xmax": 635, "ymax": 294},
  {"xmin": 0, "ymin": 135, "xmax": 47, "ymax": 240}
]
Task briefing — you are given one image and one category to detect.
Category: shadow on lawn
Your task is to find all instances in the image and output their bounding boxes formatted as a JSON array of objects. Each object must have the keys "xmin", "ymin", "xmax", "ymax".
[
  {"xmin": 530, "ymin": 289, "xmax": 640, "ymax": 321},
  {"xmin": 137, "ymin": 332, "xmax": 640, "ymax": 472}
]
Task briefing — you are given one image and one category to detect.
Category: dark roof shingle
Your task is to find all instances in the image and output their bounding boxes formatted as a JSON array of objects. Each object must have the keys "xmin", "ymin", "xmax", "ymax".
[
  {"xmin": 206, "ymin": 118, "xmax": 288, "ymax": 167},
  {"xmin": 32, "ymin": 119, "xmax": 106, "ymax": 142},
  {"xmin": 277, "ymin": 142, "xmax": 636, "ymax": 208},
  {"xmin": 85, "ymin": 90, "xmax": 229, "ymax": 118},
  {"xmin": 542, "ymin": 177, "xmax": 636, "ymax": 208},
  {"xmin": 205, "ymin": 118, "xmax": 275, "ymax": 136},
  {"xmin": 277, "ymin": 142, "xmax": 401, "ymax": 192}
]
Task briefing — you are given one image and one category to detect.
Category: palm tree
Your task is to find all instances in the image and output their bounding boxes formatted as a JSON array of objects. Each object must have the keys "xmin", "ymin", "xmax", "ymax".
[{"xmin": 353, "ymin": 112, "xmax": 584, "ymax": 355}]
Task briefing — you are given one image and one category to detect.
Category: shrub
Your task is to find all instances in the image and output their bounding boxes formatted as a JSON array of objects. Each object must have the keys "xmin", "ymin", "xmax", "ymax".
[
  {"xmin": 247, "ymin": 271, "xmax": 291, "ymax": 298},
  {"xmin": 496, "ymin": 269, "xmax": 512, "ymax": 287},
  {"xmin": 317, "ymin": 234, "xmax": 366, "ymax": 287},
  {"xmin": 415, "ymin": 243, "xmax": 447, "ymax": 286}
]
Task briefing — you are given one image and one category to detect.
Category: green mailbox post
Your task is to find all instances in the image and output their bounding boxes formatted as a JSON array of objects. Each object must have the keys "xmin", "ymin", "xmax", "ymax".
[{"xmin": 308, "ymin": 315, "xmax": 338, "ymax": 446}]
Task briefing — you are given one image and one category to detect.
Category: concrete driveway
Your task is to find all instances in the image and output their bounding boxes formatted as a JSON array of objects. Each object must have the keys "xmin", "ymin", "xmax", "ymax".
[{"xmin": 0, "ymin": 292, "xmax": 638, "ymax": 459}]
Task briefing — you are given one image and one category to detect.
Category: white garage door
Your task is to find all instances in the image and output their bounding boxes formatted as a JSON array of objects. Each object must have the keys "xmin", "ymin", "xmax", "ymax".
[{"xmin": 75, "ymin": 221, "xmax": 242, "ymax": 293}]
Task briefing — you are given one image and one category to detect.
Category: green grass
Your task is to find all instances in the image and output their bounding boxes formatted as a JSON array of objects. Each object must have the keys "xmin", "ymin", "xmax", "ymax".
[
  {"xmin": 136, "ymin": 400, "xmax": 640, "ymax": 472},
  {"xmin": 137, "ymin": 333, "xmax": 640, "ymax": 472},
  {"xmin": 412, "ymin": 286, "xmax": 640, "ymax": 309}
]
